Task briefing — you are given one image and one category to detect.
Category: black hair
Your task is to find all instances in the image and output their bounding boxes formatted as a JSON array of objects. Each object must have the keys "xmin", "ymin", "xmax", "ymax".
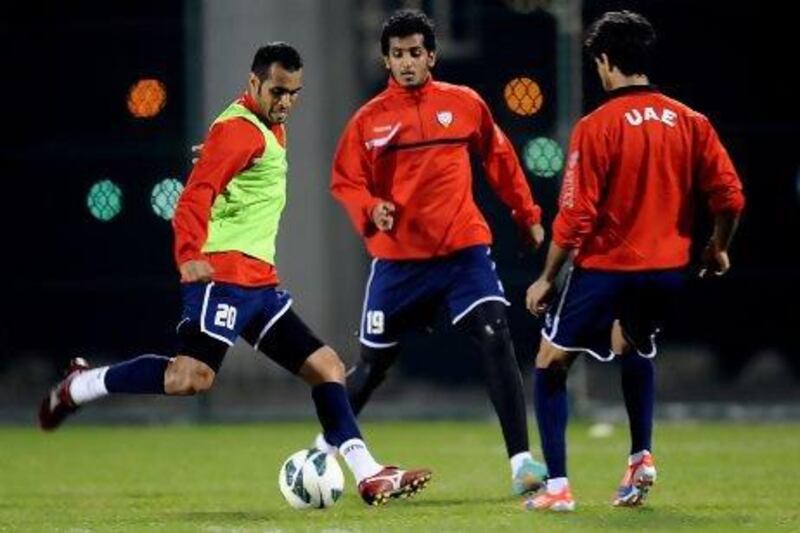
[
  {"xmin": 251, "ymin": 42, "xmax": 303, "ymax": 80},
  {"xmin": 584, "ymin": 10, "xmax": 656, "ymax": 76},
  {"xmin": 380, "ymin": 9, "xmax": 436, "ymax": 56}
]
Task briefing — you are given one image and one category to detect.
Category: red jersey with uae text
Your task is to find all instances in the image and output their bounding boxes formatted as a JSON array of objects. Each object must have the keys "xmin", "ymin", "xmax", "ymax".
[{"xmin": 554, "ymin": 85, "xmax": 745, "ymax": 271}]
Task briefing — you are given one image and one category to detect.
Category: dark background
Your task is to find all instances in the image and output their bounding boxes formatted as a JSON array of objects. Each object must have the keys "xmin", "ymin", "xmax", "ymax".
[
  {"xmin": 1, "ymin": 2, "xmax": 187, "ymax": 367},
  {"xmin": 1, "ymin": 0, "xmax": 797, "ymax": 386}
]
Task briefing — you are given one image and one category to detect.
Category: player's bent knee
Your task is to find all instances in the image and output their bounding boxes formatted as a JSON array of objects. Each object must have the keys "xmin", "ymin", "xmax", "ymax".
[
  {"xmin": 189, "ymin": 365, "xmax": 215, "ymax": 393},
  {"xmin": 164, "ymin": 372, "xmax": 196, "ymax": 395},
  {"xmin": 476, "ymin": 316, "xmax": 510, "ymax": 344},
  {"xmin": 164, "ymin": 356, "xmax": 216, "ymax": 395},
  {"xmin": 464, "ymin": 302, "xmax": 511, "ymax": 342},
  {"xmin": 536, "ymin": 338, "xmax": 571, "ymax": 370},
  {"xmin": 300, "ymin": 346, "xmax": 346, "ymax": 385}
]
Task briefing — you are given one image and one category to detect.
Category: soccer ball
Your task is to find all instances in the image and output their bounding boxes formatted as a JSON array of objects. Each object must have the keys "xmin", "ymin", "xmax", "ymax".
[{"xmin": 278, "ymin": 449, "xmax": 345, "ymax": 509}]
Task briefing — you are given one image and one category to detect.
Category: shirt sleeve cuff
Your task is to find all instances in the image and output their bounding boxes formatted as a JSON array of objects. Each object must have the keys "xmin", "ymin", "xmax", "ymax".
[
  {"xmin": 177, "ymin": 248, "xmax": 206, "ymax": 266},
  {"xmin": 512, "ymin": 205, "xmax": 542, "ymax": 227},
  {"xmin": 552, "ymin": 223, "xmax": 582, "ymax": 250},
  {"xmin": 709, "ymin": 192, "xmax": 746, "ymax": 215}
]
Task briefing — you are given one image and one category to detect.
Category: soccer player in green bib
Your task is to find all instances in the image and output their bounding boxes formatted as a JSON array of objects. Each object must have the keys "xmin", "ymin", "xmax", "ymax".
[{"xmin": 38, "ymin": 42, "xmax": 431, "ymax": 506}]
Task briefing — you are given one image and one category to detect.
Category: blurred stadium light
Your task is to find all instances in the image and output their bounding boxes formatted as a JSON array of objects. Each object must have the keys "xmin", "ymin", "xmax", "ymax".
[
  {"xmin": 127, "ymin": 78, "xmax": 167, "ymax": 119},
  {"xmin": 87, "ymin": 179, "xmax": 123, "ymax": 222},
  {"xmin": 150, "ymin": 178, "xmax": 184, "ymax": 220},
  {"xmin": 522, "ymin": 137, "xmax": 564, "ymax": 178},
  {"xmin": 504, "ymin": 77, "xmax": 544, "ymax": 116}
]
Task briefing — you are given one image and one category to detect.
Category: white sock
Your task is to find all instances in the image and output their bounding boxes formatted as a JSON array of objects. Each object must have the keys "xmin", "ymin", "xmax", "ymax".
[
  {"xmin": 339, "ymin": 438, "xmax": 383, "ymax": 483},
  {"xmin": 314, "ymin": 433, "xmax": 338, "ymax": 455},
  {"xmin": 68, "ymin": 367, "xmax": 110, "ymax": 405},
  {"xmin": 546, "ymin": 477, "xmax": 569, "ymax": 494},
  {"xmin": 510, "ymin": 451, "xmax": 533, "ymax": 476},
  {"xmin": 629, "ymin": 449, "xmax": 651, "ymax": 464}
]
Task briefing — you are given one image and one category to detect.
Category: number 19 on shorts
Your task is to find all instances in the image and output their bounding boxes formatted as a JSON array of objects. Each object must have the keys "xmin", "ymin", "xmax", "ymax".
[{"xmin": 366, "ymin": 310, "xmax": 385, "ymax": 335}]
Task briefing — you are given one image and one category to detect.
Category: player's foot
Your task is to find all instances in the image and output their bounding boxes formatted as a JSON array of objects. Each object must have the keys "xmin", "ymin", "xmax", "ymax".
[
  {"xmin": 523, "ymin": 486, "xmax": 576, "ymax": 512},
  {"xmin": 358, "ymin": 466, "xmax": 432, "ymax": 506},
  {"xmin": 511, "ymin": 456, "xmax": 548, "ymax": 495},
  {"xmin": 38, "ymin": 357, "xmax": 90, "ymax": 431},
  {"xmin": 613, "ymin": 450, "xmax": 657, "ymax": 507}
]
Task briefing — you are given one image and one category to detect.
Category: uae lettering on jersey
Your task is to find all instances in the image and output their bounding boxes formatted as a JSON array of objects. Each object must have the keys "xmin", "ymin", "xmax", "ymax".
[
  {"xmin": 561, "ymin": 150, "xmax": 579, "ymax": 209},
  {"xmin": 624, "ymin": 106, "xmax": 678, "ymax": 127}
]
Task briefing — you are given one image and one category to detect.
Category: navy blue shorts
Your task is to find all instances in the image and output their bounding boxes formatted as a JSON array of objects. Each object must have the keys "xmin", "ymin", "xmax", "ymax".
[
  {"xmin": 176, "ymin": 282, "xmax": 323, "ymax": 373},
  {"xmin": 542, "ymin": 267, "xmax": 685, "ymax": 361},
  {"xmin": 178, "ymin": 282, "xmax": 293, "ymax": 347},
  {"xmin": 359, "ymin": 245, "xmax": 509, "ymax": 348}
]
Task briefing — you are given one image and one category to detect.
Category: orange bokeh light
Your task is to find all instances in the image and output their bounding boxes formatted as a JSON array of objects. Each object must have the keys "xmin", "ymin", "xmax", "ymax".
[
  {"xmin": 503, "ymin": 77, "xmax": 543, "ymax": 116},
  {"xmin": 127, "ymin": 78, "xmax": 167, "ymax": 118}
]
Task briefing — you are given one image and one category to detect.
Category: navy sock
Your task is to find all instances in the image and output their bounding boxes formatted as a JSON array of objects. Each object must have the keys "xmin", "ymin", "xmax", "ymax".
[
  {"xmin": 621, "ymin": 354, "xmax": 655, "ymax": 454},
  {"xmin": 533, "ymin": 367, "xmax": 569, "ymax": 479},
  {"xmin": 311, "ymin": 382, "xmax": 363, "ymax": 447},
  {"xmin": 104, "ymin": 355, "xmax": 170, "ymax": 394}
]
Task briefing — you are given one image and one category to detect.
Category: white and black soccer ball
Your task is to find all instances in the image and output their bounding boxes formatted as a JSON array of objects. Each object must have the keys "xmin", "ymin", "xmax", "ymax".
[{"xmin": 278, "ymin": 449, "xmax": 345, "ymax": 509}]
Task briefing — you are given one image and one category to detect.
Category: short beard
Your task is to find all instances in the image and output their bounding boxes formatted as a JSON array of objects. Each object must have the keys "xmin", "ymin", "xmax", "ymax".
[{"xmin": 393, "ymin": 71, "xmax": 425, "ymax": 88}]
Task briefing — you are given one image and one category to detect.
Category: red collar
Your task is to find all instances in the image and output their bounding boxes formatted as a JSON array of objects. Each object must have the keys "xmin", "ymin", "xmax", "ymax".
[
  {"xmin": 237, "ymin": 92, "xmax": 284, "ymax": 141},
  {"xmin": 240, "ymin": 92, "xmax": 262, "ymax": 116}
]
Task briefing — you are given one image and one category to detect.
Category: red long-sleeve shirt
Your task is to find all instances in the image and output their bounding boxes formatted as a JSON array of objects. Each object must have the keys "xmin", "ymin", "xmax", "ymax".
[
  {"xmin": 331, "ymin": 76, "xmax": 541, "ymax": 259},
  {"xmin": 172, "ymin": 93, "xmax": 284, "ymax": 286},
  {"xmin": 554, "ymin": 86, "xmax": 745, "ymax": 271}
]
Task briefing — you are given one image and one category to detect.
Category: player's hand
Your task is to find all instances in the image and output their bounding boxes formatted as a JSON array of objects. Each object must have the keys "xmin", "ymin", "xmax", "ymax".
[
  {"xmin": 528, "ymin": 223, "xmax": 546, "ymax": 250},
  {"xmin": 371, "ymin": 201, "xmax": 396, "ymax": 232},
  {"xmin": 191, "ymin": 143, "xmax": 204, "ymax": 165},
  {"xmin": 526, "ymin": 278, "xmax": 554, "ymax": 317},
  {"xmin": 698, "ymin": 242, "xmax": 730, "ymax": 278},
  {"xmin": 180, "ymin": 259, "xmax": 215, "ymax": 283}
]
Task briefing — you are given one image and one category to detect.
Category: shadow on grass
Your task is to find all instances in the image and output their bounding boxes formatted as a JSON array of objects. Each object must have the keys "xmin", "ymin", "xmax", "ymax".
[{"xmin": 401, "ymin": 495, "xmax": 512, "ymax": 508}]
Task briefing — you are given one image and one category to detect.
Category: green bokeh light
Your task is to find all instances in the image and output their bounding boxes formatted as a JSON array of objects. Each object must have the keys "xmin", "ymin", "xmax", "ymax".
[
  {"xmin": 151, "ymin": 178, "xmax": 184, "ymax": 220},
  {"xmin": 87, "ymin": 179, "xmax": 122, "ymax": 221},
  {"xmin": 523, "ymin": 137, "xmax": 564, "ymax": 178}
]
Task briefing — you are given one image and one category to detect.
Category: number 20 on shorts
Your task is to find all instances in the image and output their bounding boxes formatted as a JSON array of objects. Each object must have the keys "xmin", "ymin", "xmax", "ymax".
[{"xmin": 214, "ymin": 304, "xmax": 238, "ymax": 330}]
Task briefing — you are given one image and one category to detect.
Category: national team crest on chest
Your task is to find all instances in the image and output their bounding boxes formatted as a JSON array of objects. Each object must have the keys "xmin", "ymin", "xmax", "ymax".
[{"xmin": 436, "ymin": 110, "xmax": 454, "ymax": 128}]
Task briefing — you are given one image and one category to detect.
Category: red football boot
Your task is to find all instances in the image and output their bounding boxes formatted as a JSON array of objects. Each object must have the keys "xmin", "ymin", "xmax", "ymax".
[
  {"xmin": 358, "ymin": 466, "xmax": 432, "ymax": 506},
  {"xmin": 38, "ymin": 357, "xmax": 90, "ymax": 431}
]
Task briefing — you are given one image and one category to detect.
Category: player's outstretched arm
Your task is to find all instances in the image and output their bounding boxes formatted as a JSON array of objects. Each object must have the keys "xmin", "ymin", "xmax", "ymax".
[
  {"xmin": 471, "ymin": 94, "xmax": 543, "ymax": 248},
  {"xmin": 173, "ymin": 120, "xmax": 264, "ymax": 274},
  {"xmin": 331, "ymin": 116, "xmax": 384, "ymax": 236},
  {"xmin": 693, "ymin": 117, "xmax": 745, "ymax": 278}
]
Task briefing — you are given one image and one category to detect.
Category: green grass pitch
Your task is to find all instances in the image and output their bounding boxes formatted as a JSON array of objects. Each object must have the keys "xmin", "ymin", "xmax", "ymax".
[{"xmin": 1, "ymin": 421, "xmax": 798, "ymax": 531}]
